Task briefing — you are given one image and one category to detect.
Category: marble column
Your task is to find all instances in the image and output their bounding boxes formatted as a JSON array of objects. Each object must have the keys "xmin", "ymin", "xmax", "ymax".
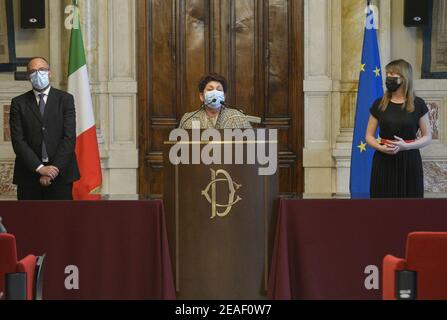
[{"xmin": 303, "ymin": 0, "xmax": 334, "ymax": 198}]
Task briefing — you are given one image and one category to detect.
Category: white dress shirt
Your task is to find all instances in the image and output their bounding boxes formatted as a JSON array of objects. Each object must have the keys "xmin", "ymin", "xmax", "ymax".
[{"xmin": 33, "ymin": 86, "xmax": 51, "ymax": 105}]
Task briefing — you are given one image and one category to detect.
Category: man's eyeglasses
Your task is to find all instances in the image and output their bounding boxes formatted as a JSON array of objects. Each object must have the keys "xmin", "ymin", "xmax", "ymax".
[{"xmin": 27, "ymin": 68, "xmax": 50, "ymax": 76}]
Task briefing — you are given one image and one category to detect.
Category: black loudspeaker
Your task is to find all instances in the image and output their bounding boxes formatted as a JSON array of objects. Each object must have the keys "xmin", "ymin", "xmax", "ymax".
[
  {"xmin": 404, "ymin": 0, "xmax": 430, "ymax": 27},
  {"xmin": 20, "ymin": 0, "xmax": 46, "ymax": 29}
]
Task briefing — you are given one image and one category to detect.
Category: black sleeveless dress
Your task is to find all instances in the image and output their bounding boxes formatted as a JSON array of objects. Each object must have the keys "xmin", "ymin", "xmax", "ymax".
[{"xmin": 369, "ymin": 97, "xmax": 429, "ymax": 198}]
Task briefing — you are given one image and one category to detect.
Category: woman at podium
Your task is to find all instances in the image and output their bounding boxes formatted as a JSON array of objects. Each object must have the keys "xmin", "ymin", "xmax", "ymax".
[{"xmin": 179, "ymin": 73, "xmax": 252, "ymax": 129}]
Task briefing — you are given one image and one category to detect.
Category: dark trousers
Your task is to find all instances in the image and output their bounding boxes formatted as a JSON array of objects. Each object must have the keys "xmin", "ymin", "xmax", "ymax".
[{"xmin": 17, "ymin": 183, "xmax": 74, "ymax": 200}]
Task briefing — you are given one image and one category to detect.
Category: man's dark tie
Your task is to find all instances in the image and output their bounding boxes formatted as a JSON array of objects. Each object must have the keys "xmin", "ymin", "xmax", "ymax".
[{"xmin": 39, "ymin": 94, "xmax": 49, "ymax": 162}]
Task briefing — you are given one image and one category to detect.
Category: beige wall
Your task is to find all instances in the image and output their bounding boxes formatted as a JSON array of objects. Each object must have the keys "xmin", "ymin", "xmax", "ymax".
[
  {"xmin": 0, "ymin": 1, "xmax": 49, "ymax": 83},
  {"xmin": 390, "ymin": 0, "xmax": 424, "ymax": 79}
]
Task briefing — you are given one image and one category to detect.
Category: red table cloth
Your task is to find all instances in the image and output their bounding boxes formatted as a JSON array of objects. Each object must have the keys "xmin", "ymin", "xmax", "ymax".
[
  {"xmin": 0, "ymin": 200, "xmax": 175, "ymax": 300},
  {"xmin": 268, "ymin": 199, "xmax": 447, "ymax": 300}
]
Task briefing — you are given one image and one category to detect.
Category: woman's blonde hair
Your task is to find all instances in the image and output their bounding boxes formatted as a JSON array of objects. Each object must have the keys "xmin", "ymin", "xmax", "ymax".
[{"xmin": 379, "ymin": 59, "xmax": 415, "ymax": 113}]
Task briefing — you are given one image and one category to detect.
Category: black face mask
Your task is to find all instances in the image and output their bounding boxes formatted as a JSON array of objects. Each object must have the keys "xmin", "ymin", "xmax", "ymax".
[{"xmin": 386, "ymin": 77, "xmax": 402, "ymax": 92}]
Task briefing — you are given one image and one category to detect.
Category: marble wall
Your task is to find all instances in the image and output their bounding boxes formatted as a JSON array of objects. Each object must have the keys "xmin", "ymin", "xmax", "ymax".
[
  {"xmin": 305, "ymin": 0, "xmax": 447, "ymax": 198},
  {"xmin": 0, "ymin": 0, "xmax": 137, "ymax": 199}
]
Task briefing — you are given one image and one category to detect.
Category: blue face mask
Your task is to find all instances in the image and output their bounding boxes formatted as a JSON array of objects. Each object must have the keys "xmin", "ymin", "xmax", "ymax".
[
  {"xmin": 204, "ymin": 90, "xmax": 225, "ymax": 109},
  {"xmin": 30, "ymin": 70, "xmax": 50, "ymax": 91}
]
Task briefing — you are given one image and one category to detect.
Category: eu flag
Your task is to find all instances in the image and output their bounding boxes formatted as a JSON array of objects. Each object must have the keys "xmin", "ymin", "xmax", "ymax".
[{"xmin": 350, "ymin": 4, "xmax": 384, "ymax": 199}]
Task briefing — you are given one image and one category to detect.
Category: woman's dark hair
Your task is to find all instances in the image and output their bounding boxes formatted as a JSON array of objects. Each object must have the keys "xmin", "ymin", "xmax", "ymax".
[{"xmin": 198, "ymin": 73, "xmax": 228, "ymax": 93}]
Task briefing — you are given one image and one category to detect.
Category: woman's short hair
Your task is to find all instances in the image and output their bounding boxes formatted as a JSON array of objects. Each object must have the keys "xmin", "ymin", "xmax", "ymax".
[{"xmin": 198, "ymin": 73, "xmax": 228, "ymax": 93}]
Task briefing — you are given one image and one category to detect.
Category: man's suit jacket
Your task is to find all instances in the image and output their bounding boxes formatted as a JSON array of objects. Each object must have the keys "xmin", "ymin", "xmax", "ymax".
[{"xmin": 9, "ymin": 87, "xmax": 81, "ymax": 186}]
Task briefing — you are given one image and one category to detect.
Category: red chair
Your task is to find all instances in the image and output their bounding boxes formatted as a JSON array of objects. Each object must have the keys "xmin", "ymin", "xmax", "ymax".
[
  {"xmin": 0, "ymin": 233, "xmax": 45, "ymax": 300},
  {"xmin": 383, "ymin": 232, "xmax": 447, "ymax": 300}
]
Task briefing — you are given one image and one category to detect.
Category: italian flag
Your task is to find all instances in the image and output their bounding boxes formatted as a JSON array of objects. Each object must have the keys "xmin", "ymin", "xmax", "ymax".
[{"xmin": 67, "ymin": 2, "xmax": 102, "ymax": 200}]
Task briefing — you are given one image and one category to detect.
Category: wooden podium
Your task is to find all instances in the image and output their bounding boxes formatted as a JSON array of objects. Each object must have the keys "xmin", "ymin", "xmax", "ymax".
[{"xmin": 164, "ymin": 130, "xmax": 278, "ymax": 299}]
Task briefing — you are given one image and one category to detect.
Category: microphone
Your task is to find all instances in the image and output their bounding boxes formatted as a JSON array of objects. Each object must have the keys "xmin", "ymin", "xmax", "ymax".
[
  {"xmin": 178, "ymin": 104, "xmax": 206, "ymax": 129},
  {"xmin": 220, "ymin": 101, "xmax": 246, "ymax": 115},
  {"xmin": 221, "ymin": 101, "xmax": 262, "ymax": 125}
]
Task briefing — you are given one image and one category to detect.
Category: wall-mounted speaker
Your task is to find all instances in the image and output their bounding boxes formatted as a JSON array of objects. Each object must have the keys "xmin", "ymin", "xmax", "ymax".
[
  {"xmin": 20, "ymin": 0, "xmax": 46, "ymax": 29},
  {"xmin": 404, "ymin": 0, "xmax": 430, "ymax": 27}
]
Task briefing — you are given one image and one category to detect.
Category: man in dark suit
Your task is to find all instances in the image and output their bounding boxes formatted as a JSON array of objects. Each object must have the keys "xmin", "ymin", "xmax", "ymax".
[{"xmin": 9, "ymin": 57, "xmax": 80, "ymax": 200}]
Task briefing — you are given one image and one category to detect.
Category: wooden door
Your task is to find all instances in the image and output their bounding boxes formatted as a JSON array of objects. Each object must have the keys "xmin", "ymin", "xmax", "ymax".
[{"xmin": 138, "ymin": 0, "xmax": 304, "ymax": 198}]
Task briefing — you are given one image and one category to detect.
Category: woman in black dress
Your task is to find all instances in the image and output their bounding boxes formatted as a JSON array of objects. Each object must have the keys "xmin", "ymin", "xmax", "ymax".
[{"xmin": 365, "ymin": 59, "xmax": 432, "ymax": 198}]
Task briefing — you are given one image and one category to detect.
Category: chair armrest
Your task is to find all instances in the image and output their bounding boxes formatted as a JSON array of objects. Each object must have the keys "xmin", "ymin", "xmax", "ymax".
[
  {"xmin": 383, "ymin": 255, "xmax": 407, "ymax": 300},
  {"xmin": 35, "ymin": 255, "xmax": 46, "ymax": 300},
  {"xmin": 17, "ymin": 255, "xmax": 37, "ymax": 300}
]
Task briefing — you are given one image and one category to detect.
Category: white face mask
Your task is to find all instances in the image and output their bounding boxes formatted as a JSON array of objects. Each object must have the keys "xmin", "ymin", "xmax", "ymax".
[
  {"xmin": 30, "ymin": 70, "xmax": 50, "ymax": 91},
  {"xmin": 204, "ymin": 90, "xmax": 225, "ymax": 109}
]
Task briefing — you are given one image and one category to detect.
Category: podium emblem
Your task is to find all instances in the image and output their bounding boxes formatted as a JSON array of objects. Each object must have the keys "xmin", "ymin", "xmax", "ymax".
[{"xmin": 201, "ymin": 169, "xmax": 242, "ymax": 219}]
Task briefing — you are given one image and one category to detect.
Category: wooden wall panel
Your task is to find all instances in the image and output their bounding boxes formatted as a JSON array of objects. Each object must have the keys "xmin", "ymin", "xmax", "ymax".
[
  {"xmin": 184, "ymin": 0, "xmax": 208, "ymax": 113},
  {"xmin": 267, "ymin": 0, "xmax": 289, "ymax": 117},
  {"xmin": 151, "ymin": 0, "xmax": 176, "ymax": 118},
  {"xmin": 233, "ymin": 1, "xmax": 256, "ymax": 116}
]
